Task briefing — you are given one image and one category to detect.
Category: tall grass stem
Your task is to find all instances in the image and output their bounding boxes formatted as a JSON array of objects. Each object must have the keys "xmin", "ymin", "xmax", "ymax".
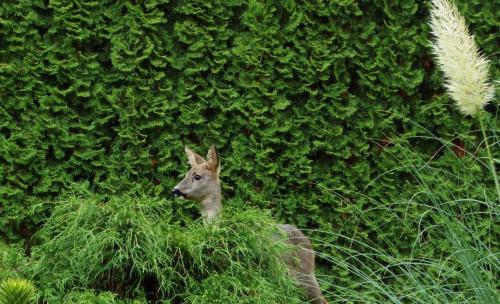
[{"xmin": 478, "ymin": 111, "xmax": 500, "ymax": 201}]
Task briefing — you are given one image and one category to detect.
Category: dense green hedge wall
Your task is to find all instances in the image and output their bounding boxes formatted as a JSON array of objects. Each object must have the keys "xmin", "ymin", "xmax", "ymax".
[{"xmin": 0, "ymin": 0, "xmax": 498, "ymax": 257}]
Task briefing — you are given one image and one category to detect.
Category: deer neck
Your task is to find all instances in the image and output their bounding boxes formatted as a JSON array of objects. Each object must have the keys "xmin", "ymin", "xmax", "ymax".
[{"xmin": 200, "ymin": 183, "xmax": 222, "ymax": 221}]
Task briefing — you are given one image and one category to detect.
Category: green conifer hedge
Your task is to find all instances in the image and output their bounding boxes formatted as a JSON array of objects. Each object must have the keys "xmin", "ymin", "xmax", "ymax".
[{"xmin": 0, "ymin": 0, "xmax": 498, "ymax": 274}]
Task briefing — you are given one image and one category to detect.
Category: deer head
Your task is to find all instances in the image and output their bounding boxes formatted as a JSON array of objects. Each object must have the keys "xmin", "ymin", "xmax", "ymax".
[{"xmin": 172, "ymin": 146, "xmax": 221, "ymax": 220}]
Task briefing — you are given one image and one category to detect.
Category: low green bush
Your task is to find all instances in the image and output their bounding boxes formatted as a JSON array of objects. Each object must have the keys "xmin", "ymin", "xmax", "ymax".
[
  {"xmin": 0, "ymin": 242, "xmax": 27, "ymax": 281},
  {"xmin": 27, "ymin": 191, "xmax": 302, "ymax": 303},
  {"xmin": 62, "ymin": 290, "xmax": 146, "ymax": 304}
]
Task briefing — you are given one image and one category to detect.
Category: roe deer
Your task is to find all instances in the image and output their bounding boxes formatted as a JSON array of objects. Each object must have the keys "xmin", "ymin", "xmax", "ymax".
[{"xmin": 172, "ymin": 146, "xmax": 328, "ymax": 304}]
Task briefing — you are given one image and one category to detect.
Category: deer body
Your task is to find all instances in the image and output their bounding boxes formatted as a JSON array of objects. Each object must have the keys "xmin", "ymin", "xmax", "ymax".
[{"xmin": 173, "ymin": 146, "xmax": 328, "ymax": 304}]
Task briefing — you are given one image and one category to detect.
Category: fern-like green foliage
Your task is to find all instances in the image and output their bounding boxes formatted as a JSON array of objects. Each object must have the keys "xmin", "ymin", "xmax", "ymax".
[
  {"xmin": 63, "ymin": 290, "xmax": 146, "ymax": 304},
  {"xmin": 27, "ymin": 191, "xmax": 302, "ymax": 303},
  {"xmin": 0, "ymin": 278, "xmax": 36, "ymax": 304},
  {"xmin": 0, "ymin": 243, "xmax": 26, "ymax": 282}
]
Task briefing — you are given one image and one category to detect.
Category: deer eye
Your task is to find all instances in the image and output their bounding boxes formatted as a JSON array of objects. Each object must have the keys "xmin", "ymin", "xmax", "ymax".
[{"xmin": 194, "ymin": 174, "xmax": 202, "ymax": 181}]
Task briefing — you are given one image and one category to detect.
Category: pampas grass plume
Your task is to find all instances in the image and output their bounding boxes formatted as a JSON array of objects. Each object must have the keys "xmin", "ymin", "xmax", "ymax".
[{"xmin": 429, "ymin": 0, "xmax": 495, "ymax": 117}]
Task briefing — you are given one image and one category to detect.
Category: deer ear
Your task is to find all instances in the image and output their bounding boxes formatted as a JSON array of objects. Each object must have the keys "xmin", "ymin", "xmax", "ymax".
[
  {"xmin": 185, "ymin": 146, "xmax": 206, "ymax": 167},
  {"xmin": 206, "ymin": 145, "xmax": 220, "ymax": 173}
]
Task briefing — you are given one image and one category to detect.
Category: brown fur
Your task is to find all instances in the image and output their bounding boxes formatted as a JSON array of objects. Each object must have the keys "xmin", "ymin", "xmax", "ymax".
[{"xmin": 173, "ymin": 146, "xmax": 328, "ymax": 303}]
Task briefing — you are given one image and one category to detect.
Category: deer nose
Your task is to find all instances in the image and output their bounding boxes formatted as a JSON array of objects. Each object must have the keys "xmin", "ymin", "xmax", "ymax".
[{"xmin": 172, "ymin": 188, "xmax": 185, "ymax": 197}]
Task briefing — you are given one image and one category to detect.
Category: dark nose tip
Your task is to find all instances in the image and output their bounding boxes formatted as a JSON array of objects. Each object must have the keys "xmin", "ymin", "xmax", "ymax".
[{"xmin": 172, "ymin": 188, "xmax": 183, "ymax": 197}]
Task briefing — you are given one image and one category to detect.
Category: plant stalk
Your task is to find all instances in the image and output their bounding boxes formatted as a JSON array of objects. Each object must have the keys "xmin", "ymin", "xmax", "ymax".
[{"xmin": 478, "ymin": 111, "xmax": 500, "ymax": 202}]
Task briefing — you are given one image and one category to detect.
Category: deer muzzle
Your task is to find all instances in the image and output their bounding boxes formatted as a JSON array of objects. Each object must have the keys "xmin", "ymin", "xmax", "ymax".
[{"xmin": 172, "ymin": 188, "xmax": 187, "ymax": 198}]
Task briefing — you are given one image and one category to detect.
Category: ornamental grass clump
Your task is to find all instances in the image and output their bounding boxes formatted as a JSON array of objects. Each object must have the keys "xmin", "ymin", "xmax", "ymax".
[
  {"xmin": 427, "ymin": 2, "xmax": 498, "ymax": 302},
  {"xmin": 311, "ymin": 3, "xmax": 499, "ymax": 302},
  {"xmin": 27, "ymin": 192, "xmax": 302, "ymax": 303},
  {"xmin": 0, "ymin": 278, "xmax": 36, "ymax": 304}
]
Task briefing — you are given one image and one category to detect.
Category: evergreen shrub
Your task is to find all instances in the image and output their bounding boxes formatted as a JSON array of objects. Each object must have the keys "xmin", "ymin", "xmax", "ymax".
[
  {"xmin": 62, "ymin": 290, "xmax": 146, "ymax": 304},
  {"xmin": 27, "ymin": 192, "xmax": 302, "ymax": 303},
  {"xmin": 0, "ymin": 242, "xmax": 26, "ymax": 281}
]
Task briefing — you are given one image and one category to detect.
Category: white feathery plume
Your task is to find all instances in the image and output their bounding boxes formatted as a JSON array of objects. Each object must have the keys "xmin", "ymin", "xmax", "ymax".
[{"xmin": 429, "ymin": 0, "xmax": 495, "ymax": 117}]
